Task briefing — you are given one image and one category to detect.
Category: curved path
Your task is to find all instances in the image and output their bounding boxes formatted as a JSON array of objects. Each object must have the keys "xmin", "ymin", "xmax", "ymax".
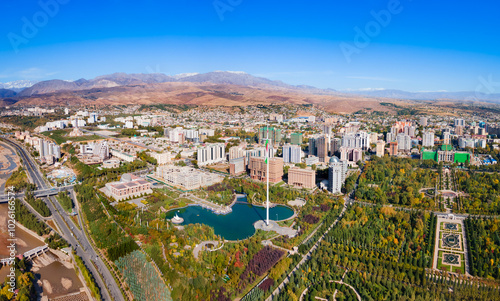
[
  {"xmin": 266, "ymin": 199, "xmax": 349, "ymax": 301},
  {"xmin": 193, "ymin": 241, "xmax": 223, "ymax": 259},
  {"xmin": 298, "ymin": 269, "xmax": 361, "ymax": 301}
]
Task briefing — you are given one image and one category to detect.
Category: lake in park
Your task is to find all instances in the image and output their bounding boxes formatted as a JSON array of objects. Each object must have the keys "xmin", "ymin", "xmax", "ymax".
[{"xmin": 165, "ymin": 196, "xmax": 294, "ymax": 240}]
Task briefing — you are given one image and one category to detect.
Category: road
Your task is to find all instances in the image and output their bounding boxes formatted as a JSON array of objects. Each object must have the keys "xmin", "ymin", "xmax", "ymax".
[{"xmin": 3, "ymin": 137, "xmax": 124, "ymax": 301}]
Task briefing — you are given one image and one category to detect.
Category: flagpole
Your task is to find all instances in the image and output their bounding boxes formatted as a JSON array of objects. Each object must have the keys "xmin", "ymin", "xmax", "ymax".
[{"xmin": 266, "ymin": 125, "xmax": 270, "ymax": 226}]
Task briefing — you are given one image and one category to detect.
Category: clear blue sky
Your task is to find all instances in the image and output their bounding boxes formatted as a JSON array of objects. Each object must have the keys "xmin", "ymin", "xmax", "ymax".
[{"xmin": 0, "ymin": 0, "xmax": 499, "ymax": 92}]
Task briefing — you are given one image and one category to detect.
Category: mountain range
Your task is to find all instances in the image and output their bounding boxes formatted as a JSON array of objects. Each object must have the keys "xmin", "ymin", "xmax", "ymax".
[
  {"xmin": 1, "ymin": 71, "xmax": 499, "ymax": 111},
  {"xmin": 341, "ymin": 89, "xmax": 500, "ymax": 103}
]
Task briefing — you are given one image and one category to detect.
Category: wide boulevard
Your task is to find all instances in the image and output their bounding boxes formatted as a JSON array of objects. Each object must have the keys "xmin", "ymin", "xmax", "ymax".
[{"xmin": 2, "ymin": 137, "xmax": 124, "ymax": 301}]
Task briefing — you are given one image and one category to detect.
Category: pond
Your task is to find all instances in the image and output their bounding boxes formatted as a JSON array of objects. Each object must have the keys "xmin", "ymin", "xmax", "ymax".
[{"xmin": 165, "ymin": 196, "xmax": 294, "ymax": 240}]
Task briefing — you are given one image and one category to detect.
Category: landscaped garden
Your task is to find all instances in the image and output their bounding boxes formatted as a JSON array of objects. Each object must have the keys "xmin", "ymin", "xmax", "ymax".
[{"xmin": 354, "ymin": 156, "xmax": 439, "ymax": 210}]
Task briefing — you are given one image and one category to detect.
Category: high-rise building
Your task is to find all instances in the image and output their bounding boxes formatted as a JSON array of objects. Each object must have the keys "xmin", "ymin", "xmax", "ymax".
[
  {"xmin": 330, "ymin": 138, "xmax": 341, "ymax": 155},
  {"xmin": 322, "ymin": 124, "xmax": 333, "ymax": 136},
  {"xmin": 454, "ymin": 126, "xmax": 463, "ymax": 136},
  {"xmin": 389, "ymin": 142, "xmax": 398, "ymax": 156},
  {"xmin": 443, "ymin": 131, "xmax": 451, "ymax": 145},
  {"xmin": 246, "ymin": 147, "xmax": 274, "ymax": 165},
  {"xmin": 197, "ymin": 143, "xmax": 225, "ymax": 166},
  {"xmin": 88, "ymin": 113, "xmax": 98, "ymax": 124},
  {"xmin": 419, "ymin": 117, "xmax": 428, "ymax": 127},
  {"xmin": 422, "ymin": 131, "xmax": 435, "ymax": 147},
  {"xmin": 454, "ymin": 118, "xmax": 465, "ymax": 127},
  {"xmin": 317, "ymin": 135, "xmax": 329, "ymax": 163},
  {"xmin": 229, "ymin": 145, "xmax": 246, "ymax": 161},
  {"xmin": 341, "ymin": 131, "xmax": 370, "ymax": 150},
  {"xmin": 288, "ymin": 167, "xmax": 316, "ymax": 189},
  {"xmin": 397, "ymin": 133, "xmax": 411, "ymax": 151},
  {"xmin": 309, "ymin": 137, "xmax": 317, "ymax": 156},
  {"xmin": 290, "ymin": 133, "xmax": 303, "ymax": 145},
  {"xmin": 248, "ymin": 157, "xmax": 283, "ymax": 183},
  {"xmin": 283, "ymin": 144, "xmax": 301, "ymax": 163},
  {"xmin": 328, "ymin": 156, "xmax": 348, "ymax": 194},
  {"xmin": 404, "ymin": 125, "xmax": 416, "ymax": 137},
  {"xmin": 259, "ymin": 127, "xmax": 282, "ymax": 145},
  {"xmin": 376, "ymin": 141, "xmax": 385, "ymax": 157},
  {"xmin": 351, "ymin": 148, "xmax": 363, "ymax": 163},
  {"xmin": 269, "ymin": 114, "xmax": 284, "ymax": 123},
  {"xmin": 386, "ymin": 132, "xmax": 396, "ymax": 143}
]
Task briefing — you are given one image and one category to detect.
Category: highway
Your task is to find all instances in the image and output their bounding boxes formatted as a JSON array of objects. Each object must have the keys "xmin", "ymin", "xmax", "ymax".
[{"xmin": 2, "ymin": 138, "xmax": 124, "ymax": 301}]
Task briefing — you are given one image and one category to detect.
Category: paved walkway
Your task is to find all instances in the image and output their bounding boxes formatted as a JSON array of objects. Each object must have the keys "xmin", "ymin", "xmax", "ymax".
[
  {"xmin": 266, "ymin": 200, "xmax": 348, "ymax": 301},
  {"xmin": 193, "ymin": 241, "xmax": 223, "ymax": 259},
  {"xmin": 254, "ymin": 220, "xmax": 298, "ymax": 238},
  {"xmin": 432, "ymin": 215, "xmax": 469, "ymax": 276},
  {"xmin": 298, "ymin": 269, "xmax": 361, "ymax": 301}
]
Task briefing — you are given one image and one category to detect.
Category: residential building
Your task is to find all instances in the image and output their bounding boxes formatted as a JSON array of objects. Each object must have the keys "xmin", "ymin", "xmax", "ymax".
[
  {"xmin": 305, "ymin": 156, "xmax": 319, "ymax": 166},
  {"xmin": 341, "ymin": 131, "xmax": 370, "ymax": 150},
  {"xmin": 290, "ymin": 133, "xmax": 303, "ymax": 145},
  {"xmin": 454, "ymin": 118, "xmax": 465, "ymax": 127},
  {"xmin": 389, "ymin": 142, "xmax": 398, "ymax": 156},
  {"xmin": 317, "ymin": 135, "xmax": 329, "ymax": 163},
  {"xmin": 283, "ymin": 144, "xmax": 301, "ymax": 163},
  {"xmin": 197, "ymin": 143, "xmax": 225, "ymax": 166},
  {"xmin": 443, "ymin": 131, "xmax": 451, "ymax": 145},
  {"xmin": 309, "ymin": 137, "xmax": 317, "ymax": 156},
  {"xmin": 330, "ymin": 138, "xmax": 341, "ymax": 155},
  {"xmin": 111, "ymin": 149, "xmax": 136, "ymax": 162},
  {"xmin": 149, "ymin": 152, "xmax": 172, "ymax": 165},
  {"xmin": 155, "ymin": 165, "xmax": 222, "ymax": 190},
  {"xmin": 376, "ymin": 141, "xmax": 385, "ymax": 157},
  {"xmin": 259, "ymin": 126, "xmax": 282, "ymax": 145},
  {"xmin": 397, "ymin": 133, "xmax": 411, "ymax": 151},
  {"xmin": 419, "ymin": 117, "xmax": 428, "ymax": 127},
  {"xmin": 229, "ymin": 145, "xmax": 246, "ymax": 161},
  {"xmin": 328, "ymin": 156, "xmax": 348, "ymax": 194},
  {"xmin": 422, "ymin": 131, "xmax": 435, "ymax": 148}
]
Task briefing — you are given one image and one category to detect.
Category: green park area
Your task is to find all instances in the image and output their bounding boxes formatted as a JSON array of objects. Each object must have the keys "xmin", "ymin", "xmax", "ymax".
[{"xmin": 41, "ymin": 129, "xmax": 105, "ymax": 145}]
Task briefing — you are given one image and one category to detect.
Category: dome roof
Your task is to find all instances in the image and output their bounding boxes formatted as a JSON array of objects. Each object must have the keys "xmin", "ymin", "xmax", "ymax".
[{"xmin": 329, "ymin": 156, "xmax": 340, "ymax": 164}]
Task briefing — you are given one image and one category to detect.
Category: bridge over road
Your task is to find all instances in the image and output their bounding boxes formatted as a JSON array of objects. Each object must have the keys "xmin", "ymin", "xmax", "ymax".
[{"xmin": 0, "ymin": 185, "xmax": 74, "ymax": 202}]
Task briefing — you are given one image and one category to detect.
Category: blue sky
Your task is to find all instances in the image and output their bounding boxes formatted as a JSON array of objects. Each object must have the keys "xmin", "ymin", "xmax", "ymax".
[{"xmin": 0, "ymin": 0, "xmax": 499, "ymax": 92}]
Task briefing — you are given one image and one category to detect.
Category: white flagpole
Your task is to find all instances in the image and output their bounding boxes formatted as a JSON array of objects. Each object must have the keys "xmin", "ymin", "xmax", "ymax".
[{"xmin": 266, "ymin": 125, "xmax": 270, "ymax": 226}]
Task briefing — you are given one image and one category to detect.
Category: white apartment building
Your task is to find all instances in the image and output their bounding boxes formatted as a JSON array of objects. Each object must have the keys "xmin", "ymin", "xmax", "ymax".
[
  {"xmin": 155, "ymin": 165, "xmax": 222, "ymax": 190},
  {"xmin": 197, "ymin": 143, "xmax": 225, "ymax": 166},
  {"xmin": 341, "ymin": 131, "xmax": 370, "ymax": 150},
  {"xmin": 422, "ymin": 131, "xmax": 435, "ymax": 147},
  {"xmin": 148, "ymin": 152, "xmax": 172, "ymax": 165},
  {"xmin": 229, "ymin": 145, "xmax": 246, "ymax": 161},
  {"xmin": 283, "ymin": 144, "xmax": 302, "ymax": 163},
  {"xmin": 397, "ymin": 133, "xmax": 411, "ymax": 151}
]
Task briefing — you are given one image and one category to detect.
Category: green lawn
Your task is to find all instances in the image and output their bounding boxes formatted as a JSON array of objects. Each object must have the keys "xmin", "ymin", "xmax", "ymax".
[{"xmin": 41, "ymin": 129, "xmax": 105, "ymax": 145}]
